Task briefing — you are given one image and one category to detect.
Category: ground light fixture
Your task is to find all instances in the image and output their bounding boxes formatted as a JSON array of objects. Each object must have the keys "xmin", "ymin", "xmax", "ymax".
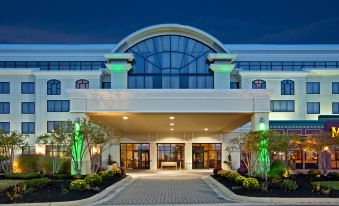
[
  {"xmin": 170, "ymin": 123, "xmax": 174, "ymax": 126},
  {"xmin": 204, "ymin": 128, "xmax": 208, "ymax": 131},
  {"xmin": 170, "ymin": 128, "xmax": 174, "ymax": 131},
  {"xmin": 169, "ymin": 116, "xmax": 175, "ymax": 120},
  {"xmin": 122, "ymin": 116, "xmax": 128, "ymax": 120}
]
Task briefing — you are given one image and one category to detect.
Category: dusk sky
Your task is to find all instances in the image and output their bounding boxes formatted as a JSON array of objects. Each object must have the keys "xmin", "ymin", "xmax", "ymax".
[{"xmin": 1, "ymin": 0, "xmax": 339, "ymax": 44}]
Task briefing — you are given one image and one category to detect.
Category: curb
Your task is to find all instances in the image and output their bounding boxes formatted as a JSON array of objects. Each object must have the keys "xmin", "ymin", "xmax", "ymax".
[
  {"xmin": 204, "ymin": 176, "xmax": 339, "ymax": 205},
  {"xmin": 0, "ymin": 176, "xmax": 133, "ymax": 206}
]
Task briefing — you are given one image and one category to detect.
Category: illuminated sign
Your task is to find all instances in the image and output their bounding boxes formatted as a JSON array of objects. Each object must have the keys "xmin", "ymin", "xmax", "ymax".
[{"xmin": 332, "ymin": 127, "xmax": 339, "ymax": 137}]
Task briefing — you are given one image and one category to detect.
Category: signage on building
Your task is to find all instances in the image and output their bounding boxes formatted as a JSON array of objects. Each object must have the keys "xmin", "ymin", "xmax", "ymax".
[{"xmin": 324, "ymin": 122, "xmax": 339, "ymax": 137}]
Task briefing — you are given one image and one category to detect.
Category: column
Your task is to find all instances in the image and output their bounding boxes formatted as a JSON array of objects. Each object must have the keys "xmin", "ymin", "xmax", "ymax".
[
  {"xmin": 251, "ymin": 112, "xmax": 270, "ymax": 131},
  {"xmin": 208, "ymin": 53, "xmax": 236, "ymax": 89},
  {"xmin": 104, "ymin": 53, "xmax": 134, "ymax": 89}
]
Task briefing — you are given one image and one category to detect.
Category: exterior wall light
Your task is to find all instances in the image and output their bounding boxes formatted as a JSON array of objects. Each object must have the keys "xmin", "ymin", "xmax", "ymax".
[
  {"xmin": 204, "ymin": 128, "xmax": 208, "ymax": 131},
  {"xmin": 122, "ymin": 116, "xmax": 128, "ymax": 120},
  {"xmin": 259, "ymin": 117, "xmax": 266, "ymax": 131}
]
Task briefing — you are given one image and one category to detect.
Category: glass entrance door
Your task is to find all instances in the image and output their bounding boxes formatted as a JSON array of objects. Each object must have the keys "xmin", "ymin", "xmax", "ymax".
[
  {"xmin": 192, "ymin": 143, "xmax": 221, "ymax": 169},
  {"xmin": 121, "ymin": 143, "xmax": 150, "ymax": 169},
  {"xmin": 133, "ymin": 151, "xmax": 149, "ymax": 169}
]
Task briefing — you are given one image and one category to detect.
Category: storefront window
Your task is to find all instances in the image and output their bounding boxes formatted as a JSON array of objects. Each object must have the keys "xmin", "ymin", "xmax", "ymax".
[
  {"xmin": 157, "ymin": 143, "xmax": 185, "ymax": 169},
  {"xmin": 192, "ymin": 143, "xmax": 221, "ymax": 169}
]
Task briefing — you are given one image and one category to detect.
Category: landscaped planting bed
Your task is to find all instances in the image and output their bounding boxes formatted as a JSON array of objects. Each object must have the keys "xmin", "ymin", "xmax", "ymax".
[
  {"xmin": 0, "ymin": 167, "xmax": 126, "ymax": 203},
  {"xmin": 212, "ymin": 169, "xmax": 339, "ymax": 198}
]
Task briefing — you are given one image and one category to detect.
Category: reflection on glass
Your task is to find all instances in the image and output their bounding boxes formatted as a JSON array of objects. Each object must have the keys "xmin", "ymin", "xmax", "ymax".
[{"xmin": 157, "ymin": 143, "xmax": 185, "ymax": 169}]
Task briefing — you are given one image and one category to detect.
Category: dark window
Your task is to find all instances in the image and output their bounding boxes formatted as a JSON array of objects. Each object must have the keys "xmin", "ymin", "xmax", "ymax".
[
  {"xmin": 47, "ymin": 100, "xmax": 70, "ymax": 112},
  {"xmin": 281, "ymin": 80, "xmax": 294, "ymax": 95},
  {"xmin": 47, "ymin": 79, "xmax": 61, "ymax": 95},
  {"xmin": 333, "ymin": 102, "xmax": 339, "ymax": 114},
  {"xmin": 0, "ymin": 102, "xmax": 10, "ymax": 114},
  {"xmin": 21, "ymin": 82, "xmax": 35, "ymax": 94},
  {"xmin": 230, "ymin": 82, "xmax": 239, "ymax": 89},
  {"xmin": 252, "ymin": 79, "xmax": 266, "ymax": 89},
  {"xmin": 102, "ymin": 82, "xmax": 111, "ymax": 89},
  {"xmin": 47, "ymin": 121, "xmax": 68, "ymax": 133},
  {"xmin": 0, "ymin": 82, "xmax": 10, "ymax": 94},
  {"xmin": 126, "ymin": 35, "xmax": 215, "ymax": 89},
  {"xmin": 22, "ymin": 102, "xmax": 35, "ymax": 114},
  {"xmin": 333, "ymin": 82, "xmax": 339, "ymax": 94},
  {"xmin": 270, "ymin": 100, "xmax": 295, "ymax": 112},
  {"xmin": 75, "ymin": 79, "xmax": 89, "ymax": 89},
  {"xmin": 307, "ymin": 82, "xmax": 320, "ymax": 94},
  {"xmin": 0, "ymin": 122, "xmax": 10, "ymax": 134},
  {"xmin": 21, "ymin": 122, "xmax": 35, "ymax": 134},
  {"xmin": 307, "ymin": 102, "xmax": 320, "ymax": 114}
]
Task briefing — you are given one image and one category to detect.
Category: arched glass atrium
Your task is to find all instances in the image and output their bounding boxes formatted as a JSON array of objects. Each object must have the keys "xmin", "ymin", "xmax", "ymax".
[{"xmin": 126, "ymin": 35, "xmax": 215, "ymax": 89}]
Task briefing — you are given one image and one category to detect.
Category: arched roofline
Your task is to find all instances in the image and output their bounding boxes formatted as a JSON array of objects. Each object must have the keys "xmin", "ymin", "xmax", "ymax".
[{"xmin": 112, "ymin": 24, "xmax": 229, "ymax": 53}]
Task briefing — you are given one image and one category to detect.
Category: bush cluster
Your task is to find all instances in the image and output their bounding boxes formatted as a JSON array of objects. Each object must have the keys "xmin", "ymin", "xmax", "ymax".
[
  {"xmin": 213, "ymin": 167, "xmax": 223, "ymax": 175},
  {"xmin": 4, "ymin": 172, "xmax": 41, "ymax": 179},
  {"xmin": 308, "ymin": 169, "xmax": 321, "ymax": 177},
  {"xmin": 111, "ymin": 166, "xmax": 122, "ymax": 176},
  {"xmin": 84, "ymin": 173, "xmax": 102, "ymax": 186},
  {"xmin": 235, "ymin": 175, "xmax": 246, "ymax": 185},
  {"xmin": 23, "ymin": 178, "xmax": 51, "ymax": 190},
  {"xmin": 98, "ymin": 170, "xmax": 115, "ymax": 180},
  {"xmin": 242, "ymin": 178, "xmax": 260, "ymax": 190},
  {"xmin": 279, "ymin": 179, "xmax": 298, "ymax": 191},
  {"xmin": 69, "ymin": 179, "xmax": 88, "ymax": 191}
]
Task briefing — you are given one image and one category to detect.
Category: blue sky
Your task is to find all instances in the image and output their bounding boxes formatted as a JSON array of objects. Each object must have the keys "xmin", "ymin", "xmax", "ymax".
[{"xmin": 1, "ymin": 0, "xmax": 339, "ymax": 44}]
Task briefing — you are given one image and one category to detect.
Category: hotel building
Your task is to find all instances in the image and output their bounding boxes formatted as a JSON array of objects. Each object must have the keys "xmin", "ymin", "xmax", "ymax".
[{"xmin": 1, "ymin": 24, "xmax": 339, "ymax": 171}]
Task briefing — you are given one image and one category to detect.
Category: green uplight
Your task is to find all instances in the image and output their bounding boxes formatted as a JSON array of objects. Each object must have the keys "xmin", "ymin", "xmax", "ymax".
[
  {"xmin": 71, "ymin": 121, "xmax": 83, "ymax": 175},
  {"xmin": 105, "ymin": 64, "xmax": 127, "ymax": 72},
  {"xmin": 257, "ymin": 117, "xmax": 270, "ymax": 174}
]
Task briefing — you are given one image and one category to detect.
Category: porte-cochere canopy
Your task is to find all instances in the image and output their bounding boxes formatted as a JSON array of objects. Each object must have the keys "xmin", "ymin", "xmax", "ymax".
[{"xmin": 127, "ymin": 35, "xmax": 215, "ymax": 89}]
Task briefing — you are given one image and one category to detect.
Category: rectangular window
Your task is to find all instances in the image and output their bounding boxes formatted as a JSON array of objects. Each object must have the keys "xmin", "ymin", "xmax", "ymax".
[
  {"xmin": 230, "ymin": 82, "xmax": 239, "ymax": 89},
  {"xmin": 21, "ymin": 102, "xmax": 35, "ymax": 114},
  {"xmin": 0, "ymin": 102, "xmax": 10, "ymax": 114},
  {"xmin": 0, "ymin": 82, "xmax": 10, "ymax": 94},
  {"xmin": 307, "ymin": 82, "xmax": 320, "ymax": 94},
  {"xmin": 21, "ymin": 82, "xmax": 35, "ymax": 94},
  {"xmin": 333, "ymin": 102, "xmax": 339, "ymax": 114},
  {"xmin": 270, "ymin": 100, "xmax": 294, "ymax": 112},
  {"xmin": 102, "ymin": 82, "xmax": 111, "ymax": 89},
  {"xmin": 21, "ymin": 122, "xmax": 35, "ymax": 134},
  {"xmin": 47, "ymin": 100, "xmax": 70, "ymax": 112},
  {"xmin": 307, "ymin": 102, "xmax": 320, "ymax": 114},
  {"xmin": 0, "ymin": 122, "xmax": 10, "ymax": 134},
  {"xmin": 333, "ymin": 82, "xmax": 339, "ymax": 94},
  {"xmin": 47, "ymin": 121, "xmax": 68, "ymax": 133}
]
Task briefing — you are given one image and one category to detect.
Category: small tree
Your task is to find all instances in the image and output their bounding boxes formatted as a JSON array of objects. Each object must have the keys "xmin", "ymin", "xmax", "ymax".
[{"xmin": 0, "ymin": 130, "xmax": 26, "ymax": 173}]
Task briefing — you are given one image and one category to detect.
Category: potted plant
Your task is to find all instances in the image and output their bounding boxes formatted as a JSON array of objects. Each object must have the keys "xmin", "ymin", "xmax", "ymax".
[{"xmin": 107, "ymin": 154, "xmax": 113, "ymax": 169}]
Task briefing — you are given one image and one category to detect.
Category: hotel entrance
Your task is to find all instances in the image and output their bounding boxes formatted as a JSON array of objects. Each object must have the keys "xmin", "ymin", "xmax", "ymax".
[
  {"xmin": 120, "ymin": 143, "xmax": 150, "ymax": 169},
  {"xmin": 192, "ymin": 143, "xmax": 222, "ymax": 169}
]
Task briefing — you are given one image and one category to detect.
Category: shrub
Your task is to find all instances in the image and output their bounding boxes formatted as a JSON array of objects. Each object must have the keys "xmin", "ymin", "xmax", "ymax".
[
  {"xmin": 23, "ymin": 178, "xmax": 51, "ymax": 190},
  {"xmin": 213, "ymin": 167, "xmax": 223, "ymax": 175},
  {"xmin": 242, "ymin": 178, "xmax": 260, "ymax": 190},
  {"xmin": 4, "ymin": 172, "xmax": 41, "ymax": 179},
  {"xmin": 270, "ymin": 176, "xmax": 282, "ymax": 185},
  {"xmin": 280, "ymin": 179, "xmax": 298, "ymax": 191},
  {"xmin": 227, "ymin": 171, "xmax": 241, "ymax": 182},
  {"xmin": 111, "ymin": 166, "xmax": 122, "ymax": 176},
  {"xmin": 327, "ymin": 172, "xmax": 339, "ymax": 179},
  {"xmin": 269, "ymin": 159, "xmax": 288, "ymax": 178},
  {"xmin": 235, "ymin": 175, "xmax": 246, "ymax": 185},
  {"xmin": 308, "ymin": 169, "xmax": 321, "ymax": 177},
  {"xmin": 97, "ymin": 166, "xmax": 106, "ymax": 172},
  {"xmin": 84, "ymin": 173, "xmax": 102, "ymax": 186},
  {"xmin": 98, "ymin": 170, "xmax": 115, "ymax": 180},
  {"xmin": 59, "ymin": 158, "xmax": 71, "ymax": 174},
  {"xmin": 237, "ymin": 166, "xmax": 248, "ymax": 175},
  {"xmin": 217, "ymin": 170, "xmax": 231, "ymax": 178},
  {"xmin": 69, "ymin": 179, "xmax": 88, "ymax": 191}
]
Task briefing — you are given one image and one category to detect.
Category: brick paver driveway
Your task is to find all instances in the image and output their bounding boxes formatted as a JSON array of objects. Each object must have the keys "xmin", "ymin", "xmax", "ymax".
[{"xmin": 100, "ymin": 173, "xmax": 235, "ymax": 205}]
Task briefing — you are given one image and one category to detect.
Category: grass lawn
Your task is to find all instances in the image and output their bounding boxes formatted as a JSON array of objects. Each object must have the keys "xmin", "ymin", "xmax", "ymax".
[
  {"xmin": 0, "ymin": 180, "xmax": 22, "ymax": 192},
  {"xmin": 312, "ymin": 181, "xmax": 339, "ymax": 190}
]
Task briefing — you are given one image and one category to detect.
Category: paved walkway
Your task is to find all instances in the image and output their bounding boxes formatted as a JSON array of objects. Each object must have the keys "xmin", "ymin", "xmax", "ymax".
[{"xmin": 99, "ymin": 171, "xmax": 235, "ymax": 205}]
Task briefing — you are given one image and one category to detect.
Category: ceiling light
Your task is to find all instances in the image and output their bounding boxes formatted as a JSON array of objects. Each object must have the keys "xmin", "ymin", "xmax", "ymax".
[
  {"xmin": 204, "ymin": 128, "xmax": 208, "ymax": 131},
  {"xmin": 122, "ymin": 116, "xmax": 128, "ymax": 120},
  {"xmin": 169, "ymin": 116, "xmax": 175, "ymax": 120},
  {"xmin": 170, "ymin": 128, "xmax": 174, "ymax": 131},
  {"xmin": 170, "ymin": 123, "xmax": 174, "ymax": 126}
]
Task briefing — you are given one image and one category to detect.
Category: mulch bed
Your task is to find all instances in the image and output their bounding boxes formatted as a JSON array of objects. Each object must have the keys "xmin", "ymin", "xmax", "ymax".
[
  {"xmin": 0, "ymin": 176, "xmax": 126, "ymax": 204},
  {"xmin": 212, "ymin": 174, "xmax": 339, "ymax": 198}
]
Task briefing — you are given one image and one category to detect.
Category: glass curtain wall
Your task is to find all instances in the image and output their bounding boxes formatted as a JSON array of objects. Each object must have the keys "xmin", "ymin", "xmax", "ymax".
[{"xmin": 157, "ymin": 143, "xmax": 185, "ymax": 169}]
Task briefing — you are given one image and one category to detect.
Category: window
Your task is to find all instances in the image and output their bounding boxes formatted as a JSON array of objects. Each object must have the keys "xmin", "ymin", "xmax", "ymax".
[
  {"xmin": 0, "ymin": 102, "xmax": 10, "ymax": 114},
  {"xmin": 47, "ymin": 121, "xmax": 68, "ymax": 133},
  {"xmin": 0, "ymin": 122, "xmax": 10, "ymax": 134},
  {"xmin": 47, "ymin": 79, "xmax": 61, "ymax": 95},
  {"xmin": 307, "ymin": 102, "xmax": 320, "ymax": 114},
  {"xmin": 333, "ymin": 82, "xmax": 339, "ymax": 94},
  {"xmin": 21, "ymin": 82, "xmax": 35, "ymax": 94},
  {"xmin": 0, "ymin": 82, "xmax": 10, "ymax": 94},
  {"xmin": 75, "ymin": 79, "xmax": 89, "ymax": 89},
  {"xmin": 281, "ymin": 80, "xmax": 294, "ymax": 95},
  {"xmin": 270, "ymin": 100, "xmax": 294, "ymax": 112},
  {"xmin": 252, "ymin": 79, "xmax": 266, "ymax": 89},
  {"xmin": 21, "ymin": 122, "xmax": 35, "ymax": 134},
  {"xmin": 47, "ymin": 100, "xmax": 70, "ymax": 112},
  {"xmin": 102, "ymin": 82, "xmax": 111, "ymax": 89},
  {"xmin": 157, "ymin": 143, "xmax": 185, "ymax": 169},
  {"xmin": 333, "ymin": 102, "xmax": 339, "ymax": 114},
  {"xmin": 192, "ymin": 143, "xmax": 221, "ymax": 169},
  {"xmin": 21, "ymin": 102, "xmax": 35, "ymax": 114},
  {"xmin": 127, "ymin": 35, "xmax": 215, "ymax": 89},
  {"xmin": 307, "ymin": 82, "xmax": 320, "ymax": 94},
  {"xmin": 230, "ymin": 82, "xmax": 239, "ymax": 89}
]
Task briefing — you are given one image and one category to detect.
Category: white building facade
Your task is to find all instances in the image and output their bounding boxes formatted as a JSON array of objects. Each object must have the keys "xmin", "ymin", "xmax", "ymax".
[{"xmin": 1, "ymin": 24, "xmax": 339, "ymax": 171}]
